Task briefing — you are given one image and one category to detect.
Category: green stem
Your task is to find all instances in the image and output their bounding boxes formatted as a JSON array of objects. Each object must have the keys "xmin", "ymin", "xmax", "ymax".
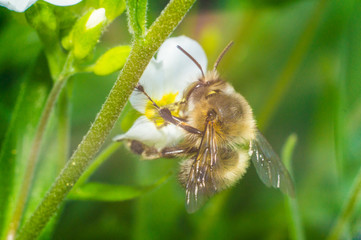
[
  {"xmin": 57, "ymin": 83, "xmax": 72, "ymax": 169},
  {"xmin": 257, "ymin": 0, "xmax": 329, "ymax": 130},
  {"xmin": 327, "ymin": 167, "xmax": 361, "ymax": 240},
  {"xmin": 36, "ymin": 77, "xmax": 72, "ymax": 240},
  {"xmin": 5, "ymin": 54, "xmax": 73, "ymax": 240},
  {"xmin": 16, "ymin": 1, "xmax": 196, "ymax": 239}
]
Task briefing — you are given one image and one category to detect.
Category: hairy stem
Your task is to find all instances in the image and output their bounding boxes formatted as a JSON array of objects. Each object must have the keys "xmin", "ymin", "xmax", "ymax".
[{"xmin": 16, "ymin": 1, "xmax": 196, "ymax": 239}]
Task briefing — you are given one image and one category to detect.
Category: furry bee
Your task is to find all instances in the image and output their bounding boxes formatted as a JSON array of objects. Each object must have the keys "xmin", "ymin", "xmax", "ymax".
[{"xmin": 118, "ymin": 42, "xmax": 294, "ymax": 213}]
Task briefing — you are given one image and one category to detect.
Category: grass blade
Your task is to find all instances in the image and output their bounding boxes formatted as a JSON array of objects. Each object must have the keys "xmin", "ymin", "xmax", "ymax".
[{"xmin": 282, "ymin": 134, "xmax": 305, "ymax": 240}]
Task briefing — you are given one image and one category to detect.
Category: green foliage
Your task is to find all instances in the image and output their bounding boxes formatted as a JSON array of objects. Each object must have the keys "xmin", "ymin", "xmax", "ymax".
[
  {"xmin": 25, "ymin": 2, "xmax": 58, "ymax": 44},
  {"xmin": 100, "ymin": 0, "xmax": 126, "ymax": 21},
  {"xmin": 126, "ymin": 0, "xmax": 148, "ymax": 38},
  {"xmin": 25, "ymin": 2, "xmax": 66, "ymax": 78},
  {"xmin": 69, "ymin": 183, "xmax": 153, "ymax": 201},
  {"xmin": 0, "ymin": 53, "xmax": 52, "ymax": 240},
  {"xmin": 93, "ymin": 45, "xmax": 131, "ymax": 75},
  {"xmin": 69, "ymin": 173, "xmax": 170, "ymax": 201}
]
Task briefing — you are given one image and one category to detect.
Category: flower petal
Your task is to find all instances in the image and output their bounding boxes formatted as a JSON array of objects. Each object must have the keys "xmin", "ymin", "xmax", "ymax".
[
  {"xmin": 113, "ymin": 116, "xmax": 163, "ymax": 144},
  {"xmin": 139, "ymin": 58, "xmax": 170, "ymax": 99},
  {"xmin": 0, "ymin": 0, "xmax": 81, "ymax": 12},
  {"xmin": 0, "ymin": 0, "xmax": 36, "ymax": 12},
  {"xmin": 158, "ymin": 123, "xmax": 185, "ymax": 148},
  {"xmin": 157, "ymin": 35, "xmax": 207, "ymax": 100},
  {"xmin": 44, "ymin": 0, "xmax": 82, "ymax": 6},
  {"xmin": 113, "ymin": 116, "xmax": 184, "ymax": 149},
  {"xmin": 128, "ymin": 90, "xmax": 148, "ymax": 114},
  {"xmin": 129, "ymin": 58, "xmax": 165, "ymax": 113}
]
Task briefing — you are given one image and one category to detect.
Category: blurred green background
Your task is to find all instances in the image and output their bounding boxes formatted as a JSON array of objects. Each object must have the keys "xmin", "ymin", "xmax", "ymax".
[{"xmin": 1, "ymin": 0, "xmax": 361, "ymax": 239}]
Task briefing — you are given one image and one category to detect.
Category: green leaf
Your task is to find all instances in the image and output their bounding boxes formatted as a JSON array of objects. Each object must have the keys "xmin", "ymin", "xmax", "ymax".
[
  {"xmin": 68, "ymin": 173, "xmax": 171, "ymax": 201},
  {"xmin": 0, "ymin": 53, "xmax": 52, "ymax": 239},
  {"xmin": 126, "ymin": 0, "xmax": 147, "ymax": 38},
  {"xmin": 100, "ymin": 0, "xmax": 126, "ymax": 21},
  {"xmin": 93, "ymin": 45, "xmax": 131, "ymax": 75}
]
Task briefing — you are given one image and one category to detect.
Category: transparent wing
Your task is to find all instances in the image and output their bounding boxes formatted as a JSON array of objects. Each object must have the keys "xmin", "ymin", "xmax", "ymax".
[
  {"xmin": 185, "ymin": 121, "xmax": 218, "ymax": 213},
  {"xmin": 251, "ymin": 130, "xmax": 295, "ymax": 197}
]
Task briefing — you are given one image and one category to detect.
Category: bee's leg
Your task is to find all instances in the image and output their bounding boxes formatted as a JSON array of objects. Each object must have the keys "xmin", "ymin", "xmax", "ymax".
[
  {"xmin": 128, "ymin": 140, "xmax": 196, "ymax": 160},
  {"xmin": 161, "ymin": 146, "xmax": 198, "ymax": 158},
  {"xmin": 128, "ymin": 140, "xmax": 160, "ymax": 159},
  {"xmin": 135, "ymin": 84, "xmax": 202, "ymax": 135},
  {"xmin": 158, "ymin": 108, "xmax": 202, "ymax": 135}
]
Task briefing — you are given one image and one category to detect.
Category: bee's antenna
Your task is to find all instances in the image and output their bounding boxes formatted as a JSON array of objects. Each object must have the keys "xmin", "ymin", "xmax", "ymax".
[
  {"xmin": 177, "ymin": 45, "xmax": 205, "ymax": 78},
  {"xmin": 213, "ymin": 41, "xmax": 234, "ymax": 70}
]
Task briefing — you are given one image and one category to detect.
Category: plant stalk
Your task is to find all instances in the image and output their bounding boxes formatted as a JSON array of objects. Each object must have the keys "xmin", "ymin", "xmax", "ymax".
[{"xmin": 5, "ymin": 76, "xmax": 69, "ymax": 240}]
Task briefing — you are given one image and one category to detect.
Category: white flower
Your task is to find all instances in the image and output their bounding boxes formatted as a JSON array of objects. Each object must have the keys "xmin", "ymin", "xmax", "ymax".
[
  {"xmin": 113, "ymin": 36, "xmax": 207, "ymax": 150},
  {"xmin": 0, "ymin": 0, "xmax": 82, "ymax": 12}
]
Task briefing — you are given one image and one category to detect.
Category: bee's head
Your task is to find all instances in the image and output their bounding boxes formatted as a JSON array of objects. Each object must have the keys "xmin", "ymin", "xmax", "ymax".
[
  {"xmin": 185, "ymin": 78, "xmax": 255, "ymax": 138},
  {"xmin": 177, "ymin": 42, "xmax": 256, "ymax": 140},
  {"xmin": 176, "ymin": 41, "xmax": 234, "ymax": 106}
]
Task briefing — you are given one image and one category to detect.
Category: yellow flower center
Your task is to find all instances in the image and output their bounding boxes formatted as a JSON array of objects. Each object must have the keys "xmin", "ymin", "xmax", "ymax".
[{"xmin": 144, "ymin": 92, "xmax": 180, "ymax": 127}]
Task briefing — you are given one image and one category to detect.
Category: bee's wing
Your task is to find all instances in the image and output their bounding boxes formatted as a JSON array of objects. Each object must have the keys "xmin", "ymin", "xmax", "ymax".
[
  {"xmin": 185, "ymin": 121, "xmax": 218, "ymax": 213},
  {"xmin": 251, "ymin": 130, "xmax": 295, "ymax": 197}
]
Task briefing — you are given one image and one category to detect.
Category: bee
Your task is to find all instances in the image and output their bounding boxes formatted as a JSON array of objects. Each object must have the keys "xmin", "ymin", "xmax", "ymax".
[{"xmin": 119, "ymin": 42, "xmax": 294, "ymax": 213}]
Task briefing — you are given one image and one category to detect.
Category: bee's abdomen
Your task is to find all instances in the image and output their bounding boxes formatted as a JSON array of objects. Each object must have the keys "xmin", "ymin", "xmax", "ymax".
[
  {"xmin": 214, "ymin": 147, "xmax": 250, "ymax": 189},
  {"xmin": 178, "ymin": 147, "xmax": 250, "ymax": 191}
]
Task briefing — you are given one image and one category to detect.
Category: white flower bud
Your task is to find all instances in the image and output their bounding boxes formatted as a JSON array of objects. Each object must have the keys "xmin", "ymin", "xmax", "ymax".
[{"xmin": 86, "ymin": 8, "xmax": 106, "ymax": 30}]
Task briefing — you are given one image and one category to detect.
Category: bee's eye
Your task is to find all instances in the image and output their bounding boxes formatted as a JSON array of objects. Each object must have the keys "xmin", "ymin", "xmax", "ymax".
[{"xmin": 206, "ymin": 109, "xmax": 217, "ymax": 121}]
